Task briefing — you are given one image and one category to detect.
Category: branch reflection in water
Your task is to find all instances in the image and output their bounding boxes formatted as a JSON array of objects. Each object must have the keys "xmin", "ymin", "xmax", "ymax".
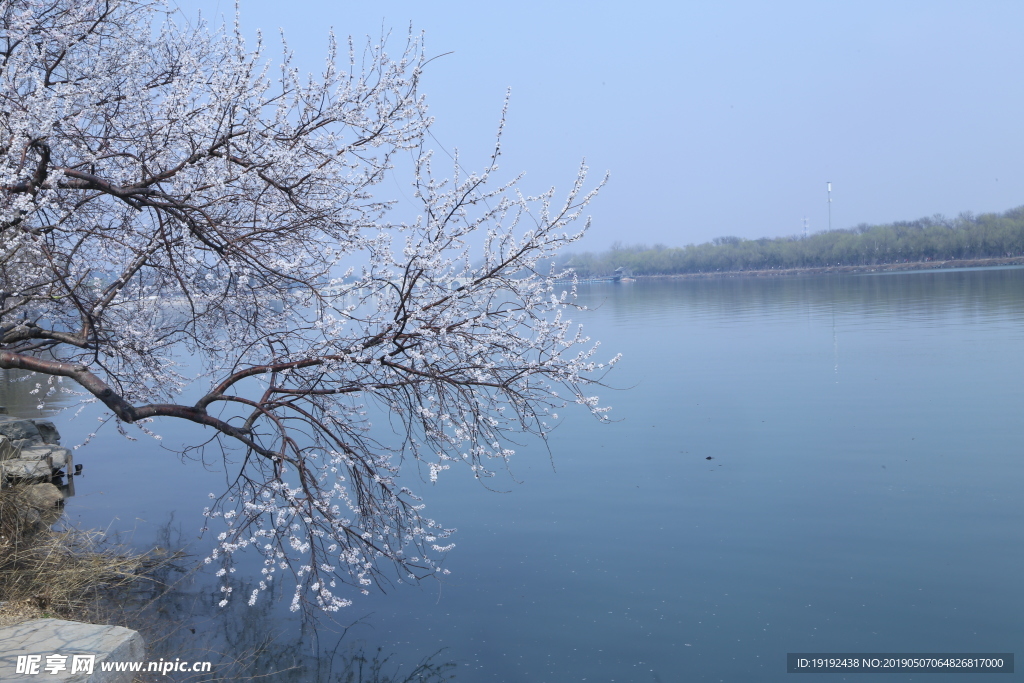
[{"xmin": 98, "ymin": 521, "xmax": 455, "ymax": 683}]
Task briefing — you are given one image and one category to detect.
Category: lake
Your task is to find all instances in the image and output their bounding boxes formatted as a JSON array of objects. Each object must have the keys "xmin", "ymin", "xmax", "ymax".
[{"xmin": 25, "ymin": 266, "xmax": 1024, "ymax": 682}]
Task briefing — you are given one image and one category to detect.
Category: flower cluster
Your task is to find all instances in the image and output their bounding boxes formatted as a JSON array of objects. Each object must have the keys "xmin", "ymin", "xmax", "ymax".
[{"xmin": 0, "ymin": 0, "xmax": 614, "ymax": 613}]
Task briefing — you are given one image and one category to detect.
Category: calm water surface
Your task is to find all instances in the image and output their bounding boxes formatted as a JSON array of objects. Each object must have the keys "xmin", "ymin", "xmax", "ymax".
[{"xmin": 41, "ymin": 267, "xmax": 1024, "ymax": 681}]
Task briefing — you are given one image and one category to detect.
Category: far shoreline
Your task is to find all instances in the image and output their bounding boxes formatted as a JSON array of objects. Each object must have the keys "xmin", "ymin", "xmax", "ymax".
[{"xmin": 625, "ymin": 256, "xmax": 1024, "ymax": 281}]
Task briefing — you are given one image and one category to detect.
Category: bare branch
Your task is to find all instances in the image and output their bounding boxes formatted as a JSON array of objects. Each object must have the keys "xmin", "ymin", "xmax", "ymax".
[{"xmin": 0, "ymin": 0, "xmax": 612, "ymax": 615}]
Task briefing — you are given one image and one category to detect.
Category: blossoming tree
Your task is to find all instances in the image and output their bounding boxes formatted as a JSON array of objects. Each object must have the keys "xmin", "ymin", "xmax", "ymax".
[{"xmin": 0, "ymin": 0, "xmax": 612, "ymax": 612}]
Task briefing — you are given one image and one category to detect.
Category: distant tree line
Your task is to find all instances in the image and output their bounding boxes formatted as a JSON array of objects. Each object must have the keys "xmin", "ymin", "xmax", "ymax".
[{"xmin": 561, "ymin": 206, "xmax": 1024, "ymax": 276}]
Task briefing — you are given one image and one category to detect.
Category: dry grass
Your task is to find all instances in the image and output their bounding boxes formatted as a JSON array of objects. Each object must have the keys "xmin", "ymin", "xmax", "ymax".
[
  {"xmin": 0, "ymin": 485, "xmax": 455, "ymax": 682},
  {"xmin": 0, "ymin": 483, "xmax": 164, "ymax": 626}
]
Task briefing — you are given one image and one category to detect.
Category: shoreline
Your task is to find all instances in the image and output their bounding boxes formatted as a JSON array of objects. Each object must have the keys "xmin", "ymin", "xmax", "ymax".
[{"xmin": 626, "ymin": 256, "xmax": 1024, "ymax": 280}]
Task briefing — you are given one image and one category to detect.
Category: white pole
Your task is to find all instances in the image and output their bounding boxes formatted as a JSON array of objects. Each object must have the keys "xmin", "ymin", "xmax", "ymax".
[{"xmin": 827, "ymin": 182, "xmax": 832, "ymax": 231}]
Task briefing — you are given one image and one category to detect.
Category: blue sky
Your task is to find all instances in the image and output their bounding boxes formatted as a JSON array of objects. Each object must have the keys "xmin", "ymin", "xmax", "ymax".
[{"xmin": 172, "ymin": 0, "xmax": 1024, "ymax": 250}]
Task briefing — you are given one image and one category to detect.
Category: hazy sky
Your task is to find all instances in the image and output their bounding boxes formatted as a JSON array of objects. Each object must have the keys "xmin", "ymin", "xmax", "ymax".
[{"xmin": 172, "ymin": 0, "xmax": 1024, "ymax": 250}]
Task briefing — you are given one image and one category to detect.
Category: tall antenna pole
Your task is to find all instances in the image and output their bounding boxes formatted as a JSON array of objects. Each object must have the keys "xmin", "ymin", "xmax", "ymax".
[
  {"xmin": 803, "ymin": 216, "xmax": 809, "ymax": 239},
  {"xmin": 827, "ymin": 182, "xmax": 832, "ymax": 231}
]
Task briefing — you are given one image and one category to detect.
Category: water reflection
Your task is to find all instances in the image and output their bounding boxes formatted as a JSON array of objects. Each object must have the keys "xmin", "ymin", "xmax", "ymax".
[
  {"xmin": 573, "ymin": 266, "xmax": 1024, "ymax": 328},
  {"xmin": 102, "ymin": 524, "xmax": 455, "ymax": 683},
  {"xmin": 0, "ymin": 368, "xmax": 78, "ymax": 419},
  {"xmin": 26, "ymin": 267, "xmax": 1024, "ymax": 682}
]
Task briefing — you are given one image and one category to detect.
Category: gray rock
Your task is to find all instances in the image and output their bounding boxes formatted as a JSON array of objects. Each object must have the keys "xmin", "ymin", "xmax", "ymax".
[
  {"xmin": 32, "ymin": 420, "xmax": 61, "ymax": 445},
  {"xmin": 0, "ymin": 619, "xmax": 146, "ymax": 682},
  {"xmin": 0, "ymin": 459, "xmax": 51, "ymax": 480},
  {"xmin": 17, "ymin": 445, "xmax": 53, "ymax": 462},
  {"xmin": 0, "ymin": 418, "xmax": 42, "ymax": 445},
  {"xmin": 15, "ymin": 445, "xmax": 72, "ymax": 472},
  {"xmin": 23, "ymin": 482, "xmax": 63, "ymax": 509},
  {"xmin": 5, "ymin": 483, "xmax": 61, "ymax": 533}
]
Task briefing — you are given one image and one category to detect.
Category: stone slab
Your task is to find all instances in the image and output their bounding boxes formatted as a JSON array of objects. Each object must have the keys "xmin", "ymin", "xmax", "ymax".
[
  {"xmin": 1, "ymin": 458, "xmax": 51, "ymax": 480},
  {"xmin": 17, "ymin": 445, "xmax": 72, "ymax": 471},
  {"xmin": 0, "ymin": 619, "xmax": 145, "ymax": 683},
  {"xmin": 17, "ymin": 446, "xmax": 53, "ymax": 462}
]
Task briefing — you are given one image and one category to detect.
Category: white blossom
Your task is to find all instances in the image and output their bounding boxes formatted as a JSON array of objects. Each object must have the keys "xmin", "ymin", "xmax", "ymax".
[{"xmin": 0, "ymin": 0, "xmax": 613, "ymax": 615}]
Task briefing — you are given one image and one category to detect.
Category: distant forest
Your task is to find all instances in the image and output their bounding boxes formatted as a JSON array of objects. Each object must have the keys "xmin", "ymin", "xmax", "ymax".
[{"xmin": 561, "ymin": 206, "xmax": 1024, "ymax": 277}]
